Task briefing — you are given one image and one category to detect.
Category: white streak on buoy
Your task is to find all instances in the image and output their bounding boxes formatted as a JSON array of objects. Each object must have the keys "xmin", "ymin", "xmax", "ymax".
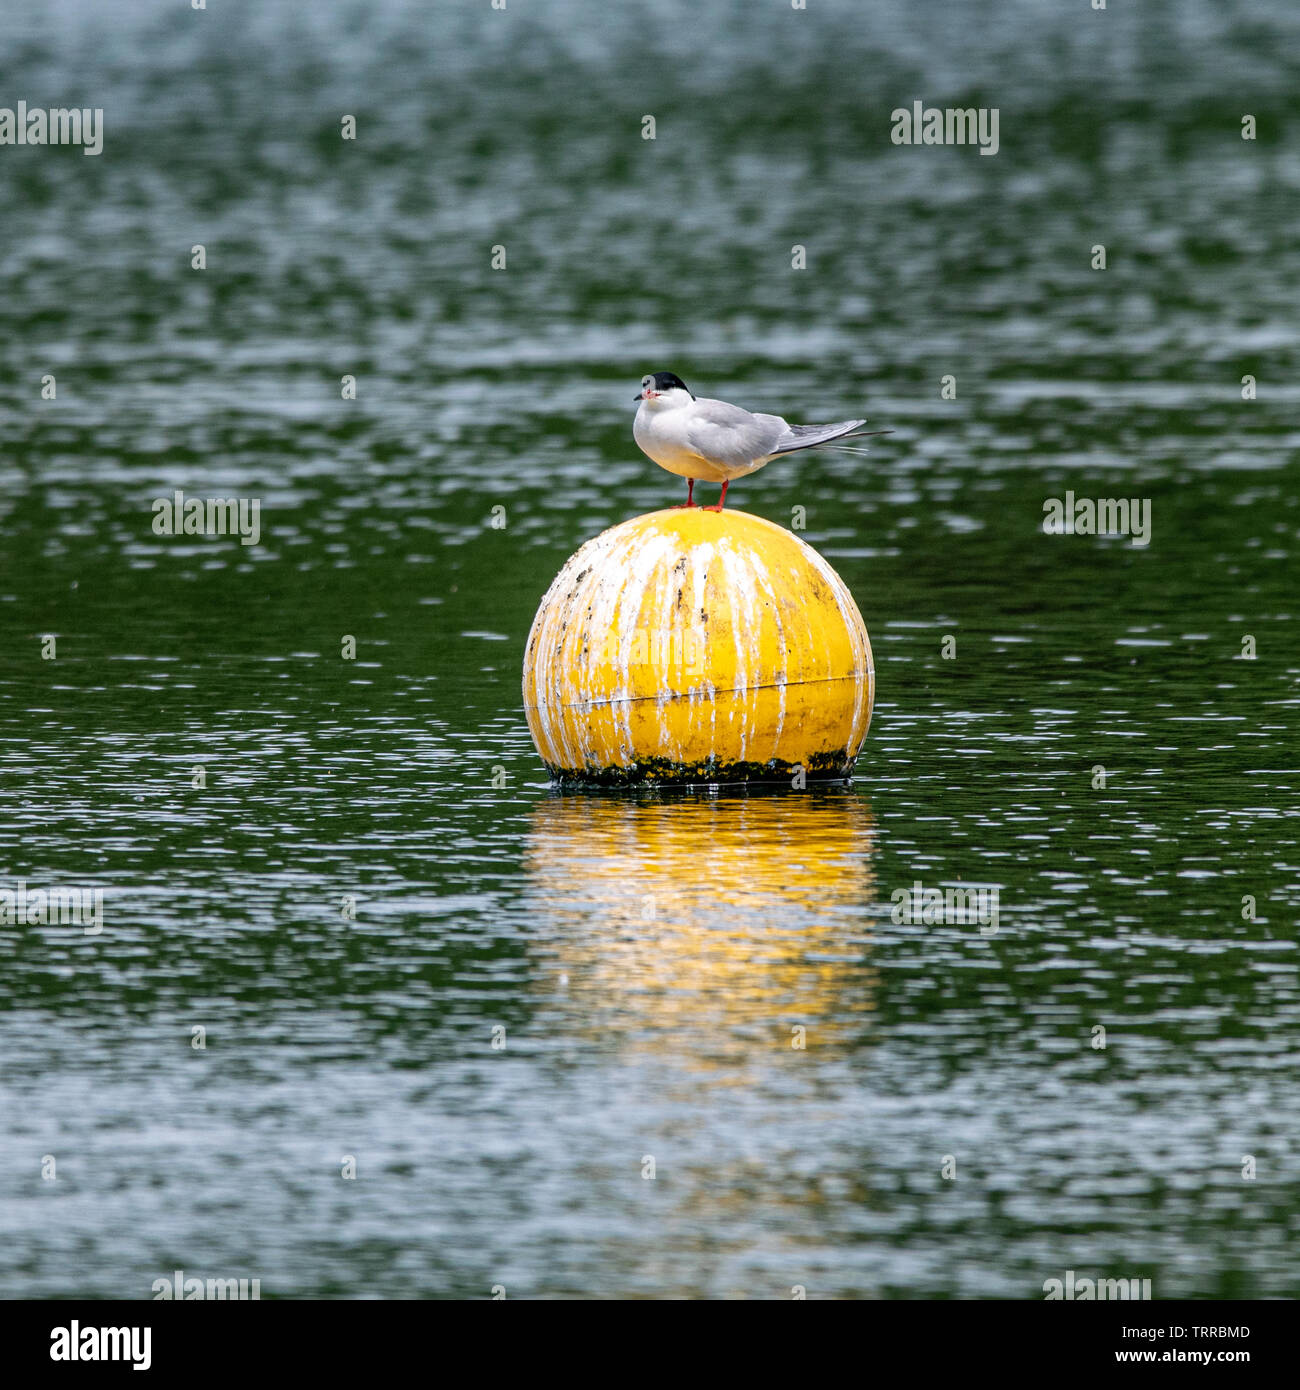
[
  {"xmin": 746, "ymin": 549, "xmax": 789, "ymax": 753},
  {"xmin": 715, "ymin": 539, "xmax": 755, "ymax": 761},
  {"xmin": 800, "ymin": 539, "xmax": 869, "ymax": 739}
]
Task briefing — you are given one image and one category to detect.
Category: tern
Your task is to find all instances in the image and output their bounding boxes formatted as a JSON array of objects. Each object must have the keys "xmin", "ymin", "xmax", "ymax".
[{"xmin": 633, "ymin": 371, "xmax": 891, "ymax": 510}]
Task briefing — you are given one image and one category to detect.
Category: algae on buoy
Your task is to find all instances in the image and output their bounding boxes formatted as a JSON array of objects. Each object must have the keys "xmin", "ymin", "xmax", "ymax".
[{"xmin": 522, "ymin": 508, "xmax": 874, "ymax": 785}]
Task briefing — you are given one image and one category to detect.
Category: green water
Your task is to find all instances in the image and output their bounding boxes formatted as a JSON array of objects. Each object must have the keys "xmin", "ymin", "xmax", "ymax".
[{"xmin": 1, "ymin": 0, "xmax": 1298, "ymax": 1298}]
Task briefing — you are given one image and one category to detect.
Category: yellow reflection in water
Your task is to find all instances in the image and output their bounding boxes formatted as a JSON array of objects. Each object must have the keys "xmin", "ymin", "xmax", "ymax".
[{"xmin": 523, "ymin": 789, "xmax": 877, "ymax": 1062}]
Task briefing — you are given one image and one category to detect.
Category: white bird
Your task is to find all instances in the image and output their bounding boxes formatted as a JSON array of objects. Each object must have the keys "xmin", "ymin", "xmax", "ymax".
[{"xmin": 633, "ymin": 371, "xmax": 890, "ymax": 510}]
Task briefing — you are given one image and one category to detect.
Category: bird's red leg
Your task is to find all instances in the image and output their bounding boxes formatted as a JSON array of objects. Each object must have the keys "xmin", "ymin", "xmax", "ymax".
[
  {"xmin": 673, "ymin": 479, "xmax": 696, "ymax": 509},
  {"xmin": 703, "ymin": 479, "xmax": 729, "ymax": 512}
]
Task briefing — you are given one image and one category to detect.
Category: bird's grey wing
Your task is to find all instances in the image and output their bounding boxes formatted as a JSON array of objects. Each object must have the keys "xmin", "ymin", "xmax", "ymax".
[
  {"xmin": 684, "ymin": 399, "xmax": 788, "ymax": 467},
  {"xmin": 770, "ymin": 419, "xmax": 868, "ymax": 455}
]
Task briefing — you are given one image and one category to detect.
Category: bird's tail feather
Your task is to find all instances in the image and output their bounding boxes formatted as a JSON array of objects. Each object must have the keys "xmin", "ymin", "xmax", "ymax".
[{"xmin": 771, "ymin": 419, "xmax": 893, "ymax": 455}]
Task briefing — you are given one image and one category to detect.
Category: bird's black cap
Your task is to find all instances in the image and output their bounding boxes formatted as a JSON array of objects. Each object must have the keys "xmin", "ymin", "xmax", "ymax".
[
  {"xmin": 652, "ymin": 371, "xmax": 691, "ymax": 394},
  {"xmin": 636, "ymin": 371, "xmax": 694, "ymax": 400}
]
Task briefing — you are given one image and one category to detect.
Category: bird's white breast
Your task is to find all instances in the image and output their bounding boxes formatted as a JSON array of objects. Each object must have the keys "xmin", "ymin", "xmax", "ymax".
[{"xmin": 634, "ymin": 406, "xmax": 727, "ymax": 480}]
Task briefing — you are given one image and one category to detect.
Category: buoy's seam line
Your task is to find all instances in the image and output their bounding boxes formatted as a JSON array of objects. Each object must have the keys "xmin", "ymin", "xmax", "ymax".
[{"xmin": 535, "ymin": 671, "xmax": 871, "ymax": 710}]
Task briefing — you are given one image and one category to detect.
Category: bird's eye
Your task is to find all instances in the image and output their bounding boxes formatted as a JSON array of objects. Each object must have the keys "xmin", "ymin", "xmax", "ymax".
[{"xmin": 642, "ymin": 377, "xmax": 652, "ymax": 389}]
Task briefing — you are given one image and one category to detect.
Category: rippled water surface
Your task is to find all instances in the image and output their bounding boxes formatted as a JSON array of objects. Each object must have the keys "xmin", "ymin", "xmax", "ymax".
[{"xmin": 1, "ymin": 0, "xmax": 1298, "ymax": 1298}]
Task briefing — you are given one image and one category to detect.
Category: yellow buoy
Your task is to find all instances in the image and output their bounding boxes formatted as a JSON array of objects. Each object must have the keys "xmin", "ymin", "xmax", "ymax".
[{"xmin": 522, "ymin": 508, "xmax": 874, "ymax": 785}]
